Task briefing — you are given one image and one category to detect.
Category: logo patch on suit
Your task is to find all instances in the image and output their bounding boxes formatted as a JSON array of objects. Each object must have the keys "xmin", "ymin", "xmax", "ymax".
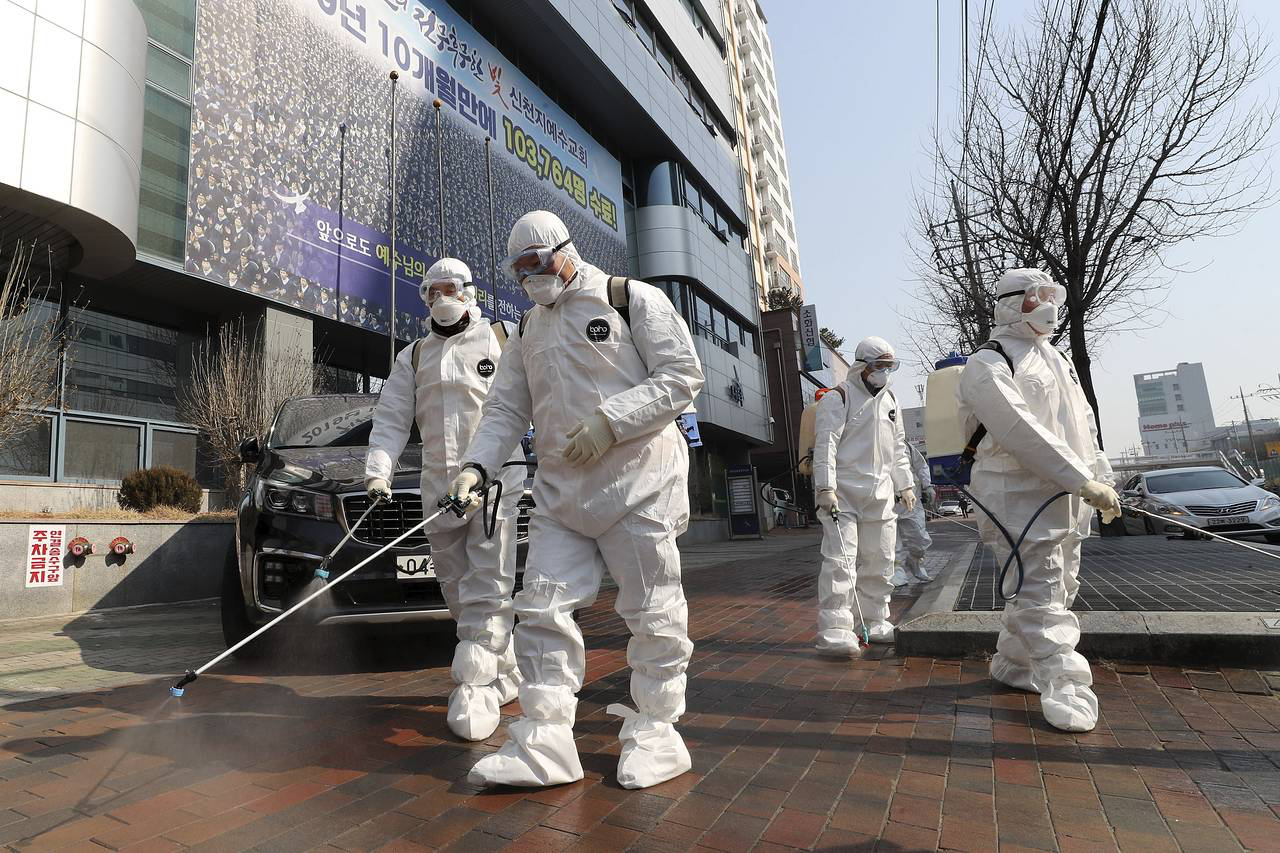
[
  {"xmin": 476, "ymin": 358, "xmax": 495, "ymax": 377},
  {"xmin": 586, "ymin": 318, "xmax": 611, "ymax": 342},
  {"xmin": 888, "ymin": 408, "xmax": 897, "ymax": 421}
]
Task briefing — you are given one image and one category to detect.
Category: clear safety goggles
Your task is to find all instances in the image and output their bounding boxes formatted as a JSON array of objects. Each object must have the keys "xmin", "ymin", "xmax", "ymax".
[
  {"xmin": 423, "ymin": 279, "xmax": 464, "ymax": 303},
  {"xmin": 504, "ymin": 238, "xmax": 571, "ymax": 281},
  {"xmin": 999, "ymin": 281, "xmax": 1066, "ymax": 308},
  {"xmin": 866, "ymin": 356, "xmax": 901, "ymax": 373}
]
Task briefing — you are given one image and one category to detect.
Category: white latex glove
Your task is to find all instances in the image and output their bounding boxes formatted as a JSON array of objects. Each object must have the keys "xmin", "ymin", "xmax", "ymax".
[
  {"xmin": 366, "ymin": 477, "xmax": 392, "ymax": 503},
  {"xmin": 898, "ymin": 488, "xmax": 917, "ymax": 513},
  {"xmin": 563, "ymin": 412, "xmax": 616, "ymax": 467},
  {"xmin": 816, "ymin": 489, "xmax": 839, "ymax": 517},
  {"xmin": 447, "ymin": 469, "xmax": 483, "ymax": 511},
  {"xmin": 1079, "ymin": 480, "xmax": 1122, "ymax": 523}
]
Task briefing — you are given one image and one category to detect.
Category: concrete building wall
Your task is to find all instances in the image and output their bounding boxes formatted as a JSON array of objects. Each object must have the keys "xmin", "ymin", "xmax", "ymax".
[
  {"xmin": 561, "ymin": 0, "xmax": 742, "ymax": 216},
  {"xmin": 0, "ymin": 520, "xmax": 230, "ymax": 620},
  {"xmin": 0, "ymin": 0, "xmax": 147, "ymax": 276}
]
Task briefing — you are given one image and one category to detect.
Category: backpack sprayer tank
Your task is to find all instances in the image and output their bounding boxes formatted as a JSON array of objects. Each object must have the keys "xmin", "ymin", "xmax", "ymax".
[{"xmin": 924, "ymin": 352, "xmax": 970, "ymax": 486}]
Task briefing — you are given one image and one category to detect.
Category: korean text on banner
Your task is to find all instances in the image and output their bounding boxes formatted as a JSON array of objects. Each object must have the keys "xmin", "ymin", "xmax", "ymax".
[
  {"xmin": 799, "ymin": 304, "xmax": 822, "ymax": 372},
  {"xmin": 26, "ymin": 525, "xmax": 65, "ymax": 588}
]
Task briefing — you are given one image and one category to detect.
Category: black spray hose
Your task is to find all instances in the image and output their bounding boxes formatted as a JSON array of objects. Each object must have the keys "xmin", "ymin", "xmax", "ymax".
[
  {"xmin": 478, "ymin": 459, "xmax": 539, "ymax": 540},
  {"xmin": 943, "ymin": 464, "xmax": 1069, "ymax": 601}
]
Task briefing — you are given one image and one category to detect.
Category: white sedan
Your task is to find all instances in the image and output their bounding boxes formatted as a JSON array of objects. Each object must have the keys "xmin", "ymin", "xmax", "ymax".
[{"xmin": 1117, "ymin": 466, "xmax": 1280, "ymax": 543}]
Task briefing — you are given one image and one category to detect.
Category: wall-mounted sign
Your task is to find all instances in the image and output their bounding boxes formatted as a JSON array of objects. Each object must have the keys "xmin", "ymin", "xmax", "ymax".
[
  {"xmin": 26, "ymin": 525, "xmax": 65, "ymax": 588},
  {"xmin": 799, "ymin": 304, "xmax": 822, "ymax": 372}
]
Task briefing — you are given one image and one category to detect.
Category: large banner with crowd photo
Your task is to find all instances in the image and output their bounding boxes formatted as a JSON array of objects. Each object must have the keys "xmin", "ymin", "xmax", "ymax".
[{"xmin": 186, "ymin": 0, "xmax": 628, "ymax": 338}]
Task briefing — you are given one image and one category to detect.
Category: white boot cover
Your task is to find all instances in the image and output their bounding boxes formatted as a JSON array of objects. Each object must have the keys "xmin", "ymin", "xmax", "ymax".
[
  {"xmin": 866, "ymin": 621, "xmax": 896, "ymax": 644},
  {"xmin": 608, "ymin": 704, "xmax": 691, "ymax": 789},
  {"xmin": 1040, "ymin": 676, "xmax": 1099, "ymax": 732},
  {"xmin": 448, "ymin": 640, "xmax": 501, "ymax": 742},
  {"xmin": 493, "ymin": 643, "xmax": 522, "ymax": 706},
  {"xmin": 815, "ymin": 631, "xmax": 863, "ymax": 658},
  {"xmin": 467, "ymin": 684, "xmax": 582, "ymax": 787}
]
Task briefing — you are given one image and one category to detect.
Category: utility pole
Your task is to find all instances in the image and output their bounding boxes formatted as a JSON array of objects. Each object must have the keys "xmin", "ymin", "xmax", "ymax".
[
  {"xmin": 1233, "ymin": 386, "xmax": 1262, "ymax": 468},
  {"xmin": 387, "ymin": 70, "xmax": 399, "ymax": 375}
]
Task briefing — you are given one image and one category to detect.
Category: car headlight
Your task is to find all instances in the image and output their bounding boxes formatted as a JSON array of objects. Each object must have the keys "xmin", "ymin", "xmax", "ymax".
[
  {"xmin": 257, "ymin": 482, "xmax": 334, "ymax": 519},
  {"xmin": 1262, "ymin": 495, "xmax": 1280, "ymax": 511},
  {"xmin": 1148, "ymin": 499, "xmax": 1188, "ymax": 517}
]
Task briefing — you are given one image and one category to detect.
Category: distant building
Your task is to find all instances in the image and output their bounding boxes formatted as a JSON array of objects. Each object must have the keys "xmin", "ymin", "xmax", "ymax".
[
  {"xmin": 724, "ymin": 0, "xmax": 805, "ymax": 308},
  {"xmin": 1134, "ymin": 363, "xmax": 1215, "ymax": 457}
]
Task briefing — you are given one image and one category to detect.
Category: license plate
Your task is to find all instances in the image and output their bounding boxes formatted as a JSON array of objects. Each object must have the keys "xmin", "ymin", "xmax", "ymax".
[
  {"xmin": 396, "ymin": 554, "xmax": 435, "ymax": 580},
  {"xmin": 1206, "ymin": 515, "xmax": 1249, "ymax": 526}
]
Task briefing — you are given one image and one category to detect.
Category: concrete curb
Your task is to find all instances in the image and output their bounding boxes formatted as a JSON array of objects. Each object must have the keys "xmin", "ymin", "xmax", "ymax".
[{"xmin": 896, "ymin": 542, "xmax": 1280, "ymax": 666}]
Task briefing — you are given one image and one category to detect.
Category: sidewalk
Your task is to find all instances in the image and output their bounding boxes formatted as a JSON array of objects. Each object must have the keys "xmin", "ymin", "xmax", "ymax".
[{"xmin": 0, "ymin": 525, "xmax": 1277, "ymax": 851}]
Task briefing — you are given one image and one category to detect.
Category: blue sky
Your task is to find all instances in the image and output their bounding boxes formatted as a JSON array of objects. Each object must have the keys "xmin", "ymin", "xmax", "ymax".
[{"xmin": 762, "ymin": 0, "xmax": 1280, "ymax": 454}]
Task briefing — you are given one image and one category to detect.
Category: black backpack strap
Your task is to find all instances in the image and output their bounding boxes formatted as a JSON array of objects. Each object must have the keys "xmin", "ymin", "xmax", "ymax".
[
  {"xmin": 518, "ymin": 311, "xmax": 530, "ymax": 338},
  {"xmin": 975, "ymin": 340, "xmax": 1013, "ymax": 373},
  {"xmin": 411, "ymin": 338, "xmax": 423, "ymax": 373},
  {"xmin": 961, "ymin": 340, "xmax": 1015, "ymax": 463},
  {"xmin": 833, "ymin": 386, "xmax": 846, "ymax": 405},
  {"xmin": 491, "ymin": 319, "xmax": 509, "ymax": 348},
  {"xmin": 608, "ymin": 276, "xmax": 631, "ymax": 328}
]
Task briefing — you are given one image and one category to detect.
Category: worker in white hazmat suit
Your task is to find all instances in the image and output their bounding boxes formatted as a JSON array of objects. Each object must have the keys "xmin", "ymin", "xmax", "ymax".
[
  {"xmin": 892, "ymin": 444, "xmax": 934, "ymax": 585},
  {"xmin": 365, "ymin": 257, "xmax": 525, "ymax": 742},
  {"xmin": 957, "ymin": 268, "xmax": 1120, "ymax": 733},
  {"xmin": 446, "ymin": 211, "xmax": 704, "ymax": 789},
  {"xmin": 813, "ymin": 337, "xmax": 915, "ymax": 653}
]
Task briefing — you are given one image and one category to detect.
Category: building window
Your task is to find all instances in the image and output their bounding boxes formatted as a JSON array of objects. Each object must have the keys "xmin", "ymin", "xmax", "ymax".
[
  {"xmin": 0, "ymin": 416, "xmax": 53, "ymax": 478},
  {"xmin": 152, "ymin": 429, "xmax": 198, "ymax": 473},
  {"xmin": 65, "ymin": 308, "xmax": 191, "ymax": 422},
  {"xmin": 134, "ymin": 0, "xmax": 197, "ymax": 58},
  {"xmin": 1177, "ymin": 404, "xmax": 1185, "ymax": 412},
  {"xmin": 136, "ymin": 1, "xmax": 195, "ymax": 261},
  {"xmin": 139, "ymin": 88, "xmax": 191, "ymax": 261},
  {"xmin": 63, "ymin": 420, "xmax": 142, "ymax": 482},
  {"xmin": 637, "ymin": 17, "xmax": 656, "ymax": 55}
]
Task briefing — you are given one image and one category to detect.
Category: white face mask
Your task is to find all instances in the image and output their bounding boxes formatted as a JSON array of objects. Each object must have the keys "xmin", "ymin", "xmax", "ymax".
[
  {"xmin": 430, "ymin": 295, "xmax": 468, "ymax": 325},
  {"xmin": 865, "ymin": 369, "xmax": 890, "ymax": 389},
  {"xmin": 522, "ymin": 274, "xmax": 564, "ymax": 306},
  {"xmin": 1024, "ymin": 301, "xmax": 1058, "ymax": 335}
]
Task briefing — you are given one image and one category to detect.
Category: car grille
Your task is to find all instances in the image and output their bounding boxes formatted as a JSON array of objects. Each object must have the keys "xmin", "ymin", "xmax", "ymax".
[
  {"xmin": 1183, "ymin": 500, "xmax": 1257, "ymax": 517},
  {"xmin": 342, "ymin": 492, "xmax": 431, "ymax": 548}
]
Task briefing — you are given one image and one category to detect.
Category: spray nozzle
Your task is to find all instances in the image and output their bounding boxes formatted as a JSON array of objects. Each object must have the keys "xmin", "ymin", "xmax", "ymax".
[
  {"xmin": 314, "ymin": 558, "xmax": 331, "ymax": 581},
  {"xmin": 170, "ymin": 669, "xmax": 198, "ymax": 697},
  {"xmin": 438, "ymin": 494, "xmax": 472, "ymax": 519}
]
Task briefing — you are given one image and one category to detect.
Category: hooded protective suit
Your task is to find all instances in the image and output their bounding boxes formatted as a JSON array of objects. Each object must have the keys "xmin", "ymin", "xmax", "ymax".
[
  {"xmin": 956, "ymin": 268, "xmax": 1115, "ymax": 733},
  {"xmin": 812, "ymin": 336, "xmax": 914, "ymax": 651},
  {"xmin": 366, "ymin": 258, "xmax": 526, "ymax": 742},
  {"xmin": 457, "ymin": 211, "xmax": 704, "ymax": 789},
  {"xmin": 892, "ymin": 444, "xmax": 934, "ymax": 584}
]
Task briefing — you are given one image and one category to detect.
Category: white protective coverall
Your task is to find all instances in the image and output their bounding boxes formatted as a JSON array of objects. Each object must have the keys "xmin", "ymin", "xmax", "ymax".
[
  {"xmin": 892, "ymin": 444, "xmax": 934, "ymax": 584},
  {"xmin": 812, "ymin": 340, "xmax": 914, "ymax": 652},
  {"xmin": 460, "ymin": 211, "xmax": 704, "ymax": 789},
  {"xmin": 365, "ymin": 259, "xmax": 526, "ymax": 742},
  {"xmin": 957, "ymin": 268, "xmax": 1115, "ymax": 733}
]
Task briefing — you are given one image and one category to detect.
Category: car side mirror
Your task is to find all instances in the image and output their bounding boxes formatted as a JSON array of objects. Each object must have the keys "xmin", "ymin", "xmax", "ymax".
[
  {"xmin": 1250, "ymin": 477, "xmax": 1265, "ymax": 487},
  {"xmin": 1121, "ymin": 489, "xmax": 1140, "ymax": 498},
  {"xmin": 239, "ymin": 436, "xmax": 262, "ymax": 464}
]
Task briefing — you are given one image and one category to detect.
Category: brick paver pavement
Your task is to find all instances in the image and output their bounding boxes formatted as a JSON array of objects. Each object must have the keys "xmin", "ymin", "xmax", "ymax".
[{"xmin": 1, "ymin": 525, "xmax": 1278, "ymax": 851}]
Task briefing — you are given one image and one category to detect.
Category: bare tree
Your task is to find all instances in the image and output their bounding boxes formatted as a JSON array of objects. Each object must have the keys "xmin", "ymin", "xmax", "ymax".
[
  {"xmin": 0, "ymin": 245, "xmax": 61, "ymax": 456},
  {"xmin": 178, "ymin": 318, "xmax": 319, "ymax": 496},
  {"xmin": 911, "ymin": 0, "xmax": 1274, "ymax": 443}
]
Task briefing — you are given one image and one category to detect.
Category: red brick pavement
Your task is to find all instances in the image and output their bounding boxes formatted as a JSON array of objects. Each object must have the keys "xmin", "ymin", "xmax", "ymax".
[{"xmin": 1, "ymin": 545, "xmax": 1279, "ymax": 851}]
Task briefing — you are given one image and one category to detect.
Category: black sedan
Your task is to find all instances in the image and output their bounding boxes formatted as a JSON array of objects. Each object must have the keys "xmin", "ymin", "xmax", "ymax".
[{"xmin": 223, "ymin": 393, "xmax": 532, "ymax": 657}]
